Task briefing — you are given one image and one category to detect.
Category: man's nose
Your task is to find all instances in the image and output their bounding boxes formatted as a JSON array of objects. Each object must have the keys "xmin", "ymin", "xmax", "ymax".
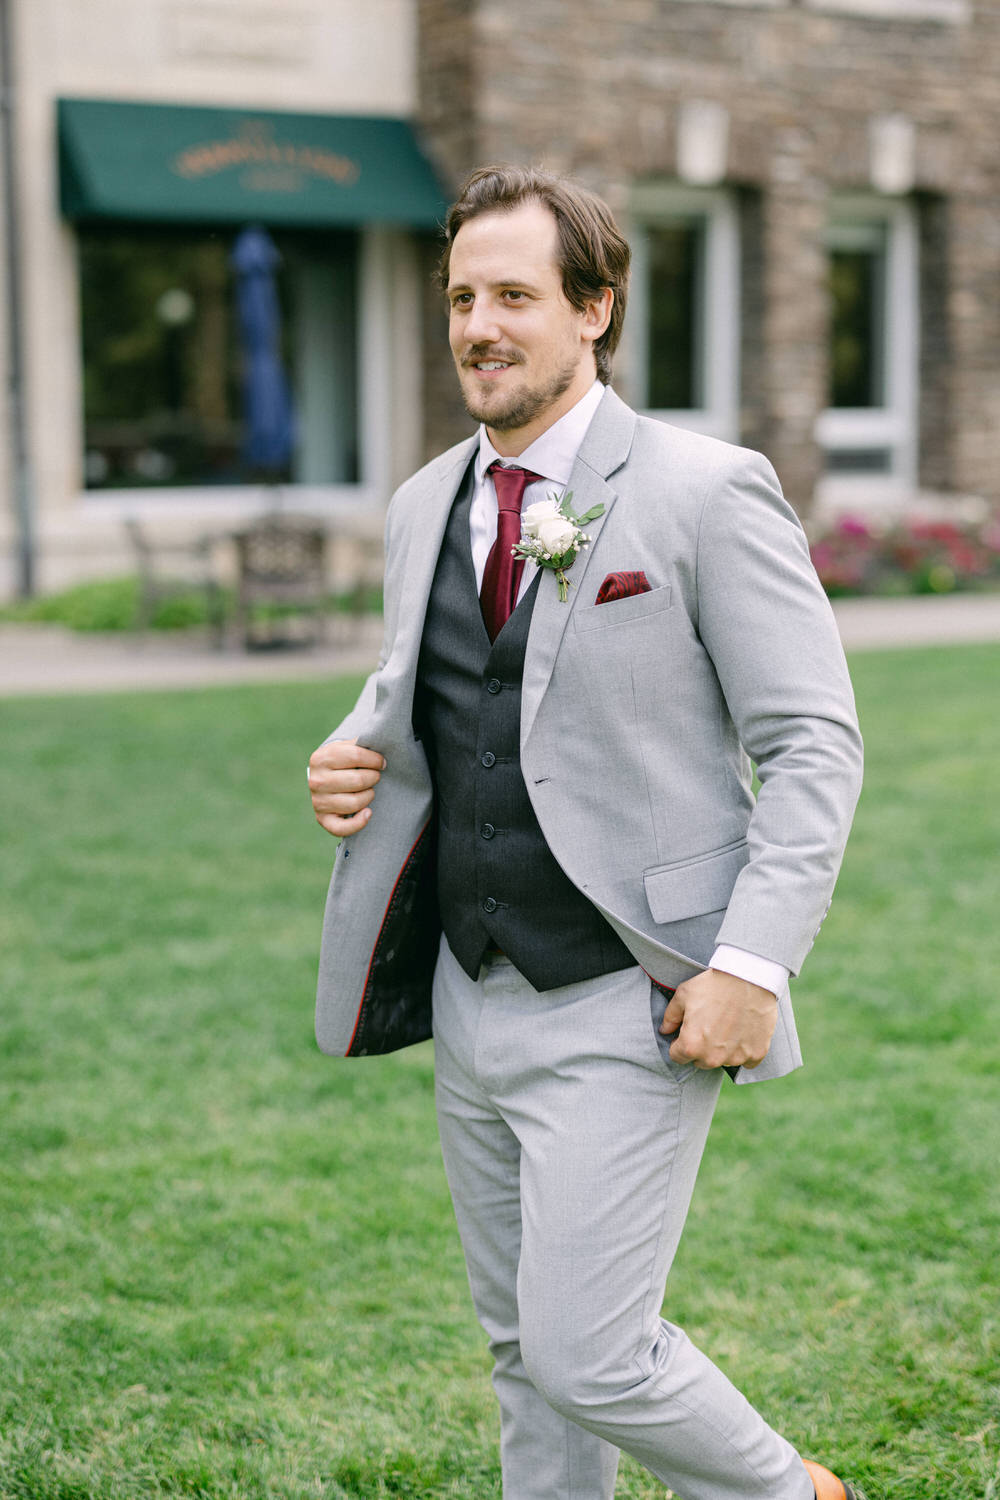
[{"xmin": 463, "ymin": 299, "xmax": 503, "ymax": 346}]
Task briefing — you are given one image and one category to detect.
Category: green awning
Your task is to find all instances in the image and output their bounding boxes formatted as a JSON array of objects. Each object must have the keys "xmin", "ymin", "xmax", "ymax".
[{"xmin": 58, "ymin": 97, "xmax": 447, "ymax": 230}]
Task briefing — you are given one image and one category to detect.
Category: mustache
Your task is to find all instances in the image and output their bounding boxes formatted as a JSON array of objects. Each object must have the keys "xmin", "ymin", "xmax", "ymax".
[{"xmin": 461, "ymin": 346, "xmax": 524, "ymax": 369}]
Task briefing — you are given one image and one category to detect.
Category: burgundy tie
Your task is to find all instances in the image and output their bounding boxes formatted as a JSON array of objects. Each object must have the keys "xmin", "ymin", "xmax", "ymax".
[{"xmin": 480, "ymin": 462, "xmax": 542, "ymax": 642}]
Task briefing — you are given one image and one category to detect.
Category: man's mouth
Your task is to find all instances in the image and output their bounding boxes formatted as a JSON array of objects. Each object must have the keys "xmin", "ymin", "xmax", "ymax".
[{"xmin": 462, "ymin": 350, "xmax": 522, "ymax": 373}]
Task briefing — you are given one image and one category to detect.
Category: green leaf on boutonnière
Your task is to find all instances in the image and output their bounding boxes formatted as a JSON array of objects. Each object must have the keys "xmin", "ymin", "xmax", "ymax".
[{"xmin": 574, "ymin": 504, "xmax": 605, "ymax": 526}]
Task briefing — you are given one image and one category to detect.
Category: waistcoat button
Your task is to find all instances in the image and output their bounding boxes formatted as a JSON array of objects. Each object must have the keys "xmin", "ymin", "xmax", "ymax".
[
  {"xmin": 486, "ymin": 678, "xmax": 502, "ymax": 695},
  {"xmin": 481, "ymin": 823, "xmax": 495, "ymax": 839},
  {"xmin": 483, "ymin": 896, "xmax": 498, "ymax": 913},
  {"xmin": 481, "ymin": 751, "xmax": 496, "ymax": 768}
]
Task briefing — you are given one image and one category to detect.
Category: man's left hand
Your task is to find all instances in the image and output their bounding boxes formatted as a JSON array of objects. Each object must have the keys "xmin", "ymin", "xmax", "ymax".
[{"xmin": 659, "ymin": 969, "xmax": 778, "ymax": 1071}]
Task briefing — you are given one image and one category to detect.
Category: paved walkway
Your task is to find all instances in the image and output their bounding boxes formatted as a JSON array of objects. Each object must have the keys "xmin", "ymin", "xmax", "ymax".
[
  {"xmin": 829, "ymin": 591, "xmax": 1000, "ymax": 650},
  {"xmin": 1, "ymin": 594, "xmax": 998, "ymax": 697},
  {"xmin": 0, "ymin": 619, "xmax": 384, "ymax": 697}
]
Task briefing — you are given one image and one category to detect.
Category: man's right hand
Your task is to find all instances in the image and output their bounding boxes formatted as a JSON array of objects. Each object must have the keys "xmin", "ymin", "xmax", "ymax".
[{"xmin": 308, "ymin": 738, "xmax": 386, "ymax": 837}]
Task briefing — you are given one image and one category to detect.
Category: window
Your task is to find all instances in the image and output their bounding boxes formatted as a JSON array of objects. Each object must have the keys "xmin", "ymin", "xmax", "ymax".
[
  {"xmin": 830, "ymin": 225, "xmax": 887, "ymax": 410},
  {"xmin": 816, "ymin": 198, "xmax": 918, "ymax": 486},
  {"xmin": 79, "ymin": 226, "xmax": 359, "ymax": 492},
  {"xmin": 629, "ymin": 187, "xmax": 740, "ymax": 442},
  {"xmin": 802, "ymin": 0, "xmax": 968, "ymax": 20},
  {"xmin": 645, "ymin": 220, "xmax": 704, "ymax": 411}
]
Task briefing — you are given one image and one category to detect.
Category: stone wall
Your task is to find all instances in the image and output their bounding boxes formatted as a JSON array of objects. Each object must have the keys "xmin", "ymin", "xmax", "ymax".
[{"xmin": 417, "ymin": 0, "xmax": 999, "ymax": 509}]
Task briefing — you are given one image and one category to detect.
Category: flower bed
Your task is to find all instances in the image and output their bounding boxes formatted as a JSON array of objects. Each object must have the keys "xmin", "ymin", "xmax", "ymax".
[{"xmin": 809, "ymin": 513, "xmax": 1000, "ymax": 597}]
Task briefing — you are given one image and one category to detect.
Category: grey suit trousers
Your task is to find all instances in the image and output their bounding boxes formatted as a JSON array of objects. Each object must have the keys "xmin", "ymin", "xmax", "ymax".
[{"xmin": 432, "ymin": 937, "xmax": 814, "ymax": 1500}]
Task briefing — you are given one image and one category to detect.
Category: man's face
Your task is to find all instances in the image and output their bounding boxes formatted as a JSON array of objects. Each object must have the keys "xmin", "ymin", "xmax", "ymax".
[{"xmin": 446, "ymin": 201, "xmax": 608, "ymax": 453}]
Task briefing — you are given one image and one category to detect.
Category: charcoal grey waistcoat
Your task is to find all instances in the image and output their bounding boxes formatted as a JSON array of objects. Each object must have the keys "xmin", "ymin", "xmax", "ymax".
[{"xmin": 414, "ymin": 470, "xmax": 631, "ymax": 991}]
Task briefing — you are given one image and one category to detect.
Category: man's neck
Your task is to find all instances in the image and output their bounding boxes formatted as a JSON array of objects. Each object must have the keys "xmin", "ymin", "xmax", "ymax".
[{"xmin": 479, "ymin": 381, "xmax": 604, "ymax": 483}]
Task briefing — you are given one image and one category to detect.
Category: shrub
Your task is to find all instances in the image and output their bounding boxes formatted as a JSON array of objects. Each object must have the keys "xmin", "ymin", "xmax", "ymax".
[
  {"xmin": 0, "ymin": 576, "xmax": 142, "ymax": 630},
  {"xmin": 0, "ymin": 576, "xmax": 382, "ymax": 632},
  {"xmin": 809, "ymin": 512, "xmax": 1000, "ymax": 597}
]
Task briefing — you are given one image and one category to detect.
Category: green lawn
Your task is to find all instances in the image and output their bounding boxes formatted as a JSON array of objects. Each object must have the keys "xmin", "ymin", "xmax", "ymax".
[{"xmin": 1, "ymin": 647, "xmax": 998, "ymax": 1500}]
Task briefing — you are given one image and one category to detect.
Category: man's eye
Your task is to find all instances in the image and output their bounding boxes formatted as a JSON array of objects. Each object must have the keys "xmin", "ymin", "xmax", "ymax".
[
  {"xmin": 451, "ymin": 293, "xmax": 473, "ymax": 308},
  {"xmin": 503, "ymin": 290, "xmax": 525, "ymax": 302}
]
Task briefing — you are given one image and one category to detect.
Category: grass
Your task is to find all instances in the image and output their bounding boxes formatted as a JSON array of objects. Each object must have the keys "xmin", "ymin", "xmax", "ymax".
[{"xmin": 1, "ymin": 645, "xmax": 998, "ymax": 1499}]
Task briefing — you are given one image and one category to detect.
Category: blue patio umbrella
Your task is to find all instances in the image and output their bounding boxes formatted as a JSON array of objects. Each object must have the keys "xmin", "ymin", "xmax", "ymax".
[{"xmin": 231, "ymin": 226, "xmax": 295, "ymax": 472}]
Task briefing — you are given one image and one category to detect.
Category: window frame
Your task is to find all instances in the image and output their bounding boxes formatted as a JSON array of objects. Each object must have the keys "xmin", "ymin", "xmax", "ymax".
[
  {"xmin": 627, "ymin": 185, "xmax": 741, "ymax": 444},
  {"xmin": 668, "ymin": 0, "xmax": 969, "ymax": 14},
  {"xmin": 802, "ymin": 0, "xmax": 968, "ymax": 21},
  {"xmin": 816, "ymin": 194, "xmax": 919, "ymax": 495}
]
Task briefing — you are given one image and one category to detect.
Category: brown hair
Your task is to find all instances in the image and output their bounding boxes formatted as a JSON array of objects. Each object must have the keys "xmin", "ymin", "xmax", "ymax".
[{"xmin": 438, "ymin": 165, "xmax": 631, "ymax": 385}]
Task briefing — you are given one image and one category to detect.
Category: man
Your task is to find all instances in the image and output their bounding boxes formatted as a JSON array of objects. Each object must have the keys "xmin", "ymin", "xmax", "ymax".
[{"xmin": 308, "ymin": 165, "xmax": 863, "ymax": 1500}]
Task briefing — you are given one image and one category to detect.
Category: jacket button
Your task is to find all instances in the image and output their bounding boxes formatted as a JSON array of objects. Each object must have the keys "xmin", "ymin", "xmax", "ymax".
[
  {"xmin": 481, "ymin": 751, "xmax": 496, "ymax": 768},
  {"xmin": 483, "ymin": 896, "xmax": 498, "ymax": 913},
  {"xmin": 486, "ymin": 678, "xmax": 502, "ymax": 695},
  {"xmin": 481, "ymin": 823, "xmax": 495, "ymax": 840}
]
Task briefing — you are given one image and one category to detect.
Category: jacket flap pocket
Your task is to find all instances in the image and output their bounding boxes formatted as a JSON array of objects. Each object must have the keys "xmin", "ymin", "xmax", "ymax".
[
  {"xmin": 573, "ymin": 584, "xmax": 672, "ymax": 633},
  {"xmin": 644, "ymin": 841, "xmax": 749, "ymax": 924}
]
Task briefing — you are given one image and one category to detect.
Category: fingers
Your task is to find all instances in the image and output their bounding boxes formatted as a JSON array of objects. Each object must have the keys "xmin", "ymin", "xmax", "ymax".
[
  {"xmin": 658, "ymin": 991, "xmax": 701, "ymax": 1068},
  {"xmin": 310, "ymin": 737, "xmax": 386, "ymax": 774},
  {"xmin": 308, "ymin": 737, "xmax": 386, "ymax": 837},
  {"xmin": 316, "ymin": 805, "xmax": 373, "ymax": 837},
  {"xmin": 313, "ymin": 780, "xmax": 377, "ymax": 818},
  {"xmin": 668, "ymin": 1026, "xmax": 696, "ymax": 1066},
  {"xmin": 311, "ymin": 764, "xmax": 382, "ymax": 795},
  {"xmin": 659, "ymin": 992, "xmax": 684, "ymax": 1035},
  {"xmin": 669, "ymin": 1030, "xmax": 709, "ymax": 1068},
  {"xmin": 668, "ymin": 1010, "xmax": 760, "ymax": 1070},
  {"xmin": 669, "ymin": 1020, "xmax": 734, "ymax": 1069}
]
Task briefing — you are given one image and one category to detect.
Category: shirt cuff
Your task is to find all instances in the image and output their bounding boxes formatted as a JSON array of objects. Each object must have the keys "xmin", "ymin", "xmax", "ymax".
[{"xmin": 709, "ymin": 944, "xmax": 789, "ymax": 998}]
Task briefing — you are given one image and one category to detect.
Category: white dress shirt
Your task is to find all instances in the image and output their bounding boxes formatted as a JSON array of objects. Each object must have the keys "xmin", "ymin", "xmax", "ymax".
[
  {"xmin": 469, "ymin": 381, "xmax": 790, "ymax": 1001},
  {"xmin": 470, "ymin": 379, "xmax": 605, "ymax": 603}
]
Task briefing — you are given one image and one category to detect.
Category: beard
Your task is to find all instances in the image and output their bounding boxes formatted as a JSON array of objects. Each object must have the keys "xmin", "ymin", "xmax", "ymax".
[{"xmin": 459, "ymin": 353, "xmax": 578, "ymax": 432}]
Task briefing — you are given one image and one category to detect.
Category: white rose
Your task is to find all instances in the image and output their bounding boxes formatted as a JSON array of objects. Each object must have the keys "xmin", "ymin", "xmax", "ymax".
[
  {"xmin": 535, "ymin": 515, "xmax": 578, "ymax": 556},
  {"xmin": 521, "ymin": 498, "xmax": 563, "ymax": 539}
]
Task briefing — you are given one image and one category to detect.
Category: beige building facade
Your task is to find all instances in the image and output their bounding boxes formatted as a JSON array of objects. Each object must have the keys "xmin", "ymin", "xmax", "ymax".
[{"xmin": 1, "ymin": 0, "xmax": 435, "ymax": 597}]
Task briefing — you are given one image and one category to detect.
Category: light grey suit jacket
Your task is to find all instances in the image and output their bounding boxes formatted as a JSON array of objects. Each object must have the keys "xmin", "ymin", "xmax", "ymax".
[{"xmin": 315, "ymin": 387, "xmax": 863, "ymax": 1083}]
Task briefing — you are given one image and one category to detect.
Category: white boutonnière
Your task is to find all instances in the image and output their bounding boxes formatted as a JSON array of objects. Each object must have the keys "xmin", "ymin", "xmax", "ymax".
[{"xmin": 513, "ymin": 492, "xmax": 605, "ymax": 602}]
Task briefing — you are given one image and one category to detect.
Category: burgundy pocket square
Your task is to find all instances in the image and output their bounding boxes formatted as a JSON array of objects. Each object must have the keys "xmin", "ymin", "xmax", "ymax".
[{"xmin": 595, "ymin": 570, "xmax": 652, "ymax": 605}]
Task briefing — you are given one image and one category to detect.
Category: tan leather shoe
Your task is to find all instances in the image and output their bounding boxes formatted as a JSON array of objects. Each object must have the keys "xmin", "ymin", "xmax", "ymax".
[{"xmin": 802, "ymin": 1459, "xmax": 857, "ymax": 1499}]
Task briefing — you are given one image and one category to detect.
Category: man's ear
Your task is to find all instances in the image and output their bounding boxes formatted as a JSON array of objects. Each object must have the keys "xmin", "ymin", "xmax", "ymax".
[{"xmin": 581, "ymin": 287, "xmax": 614, "ymax": 345}]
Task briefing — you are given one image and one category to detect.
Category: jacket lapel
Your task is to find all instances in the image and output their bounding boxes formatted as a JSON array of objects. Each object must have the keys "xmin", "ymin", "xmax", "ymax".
[
  {"xmin": 385, "ymin": 438, "xmax": 478, "ymax": 683},
  {"xmin": 521, "ymin": 389, "xmax": 636, "ymax": 745}
]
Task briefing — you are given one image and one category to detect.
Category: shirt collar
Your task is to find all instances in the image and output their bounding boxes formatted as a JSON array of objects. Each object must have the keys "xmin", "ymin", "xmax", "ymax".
[{"xmin": 475, "ymin": 380, "xmax": 605, "ymax": 489}]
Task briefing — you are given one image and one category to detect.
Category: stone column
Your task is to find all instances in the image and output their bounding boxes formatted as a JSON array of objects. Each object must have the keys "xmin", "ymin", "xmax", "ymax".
[
  {"xmin": 759, "ymin": 133, "xmax": 829, "ymax": 517},
  {"xmin": 917, "ymin": 192, "xmax": 953, "ymax": 494},
  {"xmin": 948, "ymin": 193, "xmax": 1000, "ymax": 503},
  {"xmin": 417, "ymin": 0, "xmax": 482, "ymax": 459},
  {"xmin": 417, "ymin": 0, "xmax": 479, "ymax": 192}
]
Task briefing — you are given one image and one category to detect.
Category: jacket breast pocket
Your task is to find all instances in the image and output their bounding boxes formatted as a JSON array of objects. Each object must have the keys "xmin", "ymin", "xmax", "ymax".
[
  {"xmin": 643, "ymin": 839, "xmax": 749, "ymax": 925},
  {"xmin": 573, "ymin": 584, "xmax": 672, "ymax": 633}
]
